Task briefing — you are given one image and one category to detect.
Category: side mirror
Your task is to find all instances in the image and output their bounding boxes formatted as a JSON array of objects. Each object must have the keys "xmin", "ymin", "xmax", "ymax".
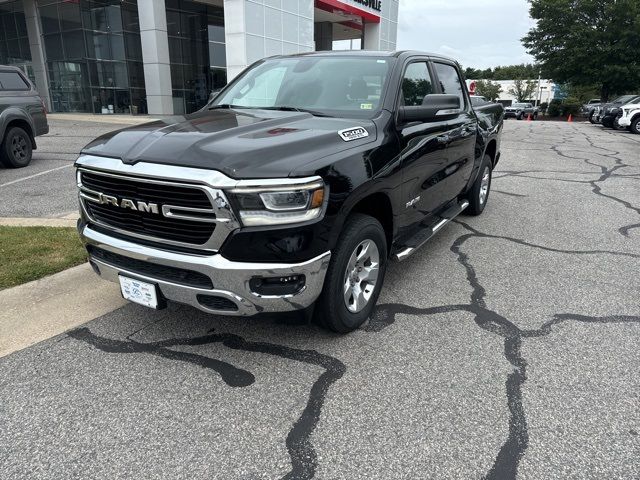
[{"xmin": 398, "ymin": 94, "xmax": 461, "ymax": 124}]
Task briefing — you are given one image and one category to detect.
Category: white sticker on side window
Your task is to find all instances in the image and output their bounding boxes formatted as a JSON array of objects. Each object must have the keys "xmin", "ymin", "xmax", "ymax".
[{"xmin": 338, "ymin": 127, "xmax": 369, "ymax": 142}]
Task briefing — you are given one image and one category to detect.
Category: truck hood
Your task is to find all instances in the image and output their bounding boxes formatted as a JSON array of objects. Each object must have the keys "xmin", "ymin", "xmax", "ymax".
[{"xmin": 81, "ymin": 109, "xmax": 377, "ymax": 179}]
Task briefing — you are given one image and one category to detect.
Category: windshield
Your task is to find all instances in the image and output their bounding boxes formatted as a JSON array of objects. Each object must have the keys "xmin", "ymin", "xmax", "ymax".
[
  {"xmin": 212, "ymin": 56, "xmax": 394, "ymax": 118},
  {"xmin": 513, "ymin": 103, "xmax": 529, "ymax": 108}
]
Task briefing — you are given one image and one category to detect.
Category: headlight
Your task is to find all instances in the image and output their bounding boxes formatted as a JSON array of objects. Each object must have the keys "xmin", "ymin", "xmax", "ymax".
[{"xmin": 229, "ymin": 179, "xmax": 327, "ymax": 226}]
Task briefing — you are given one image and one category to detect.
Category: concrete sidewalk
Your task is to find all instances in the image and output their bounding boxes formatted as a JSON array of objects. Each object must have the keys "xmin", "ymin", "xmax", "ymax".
[
  {"xmin": 0, "ymin": 213, "xmax": 79, "ymax": 228},
  {"xmin": 0, "ymin": 263, "xmax": 126, "ymax": 358},
  {"xmin": 47, "ymin": 113, "xmax": 164, "ymax": 125}
]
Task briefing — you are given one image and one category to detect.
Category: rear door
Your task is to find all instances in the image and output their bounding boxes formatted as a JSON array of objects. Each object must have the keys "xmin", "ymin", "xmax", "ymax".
[
  {"xmin": 397, "ymin": 59, "xmax": 451, "ymax": 233},
  {"xmin": 430, "ymin": 61, "xmax": 477, "ymax": 200}
]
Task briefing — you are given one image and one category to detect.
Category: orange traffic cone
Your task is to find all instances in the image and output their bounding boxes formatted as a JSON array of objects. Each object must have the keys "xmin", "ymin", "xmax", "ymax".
[
  {"xmin": 527, "ymin": 113, "xmax": 532, "ymax": 121},
  {"xmin": 567, "ymin": 114, "xmax": 573, "ymax": 122}
]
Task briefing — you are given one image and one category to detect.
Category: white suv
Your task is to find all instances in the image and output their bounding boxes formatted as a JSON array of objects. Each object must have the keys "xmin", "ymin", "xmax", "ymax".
[{"xmin": 618, "ymin": 97, "xmax": 640, "ymax": 134}]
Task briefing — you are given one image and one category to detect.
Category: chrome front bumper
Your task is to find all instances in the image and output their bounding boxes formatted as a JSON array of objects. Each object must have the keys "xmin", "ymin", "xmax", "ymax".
[{"xmin": 80, "ymin": 223, "xmax": 331, "ymax": 316}]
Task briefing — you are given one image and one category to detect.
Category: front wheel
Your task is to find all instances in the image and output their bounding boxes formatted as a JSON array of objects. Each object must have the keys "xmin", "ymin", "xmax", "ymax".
[
  {"xmin": 589, "ymin": 112, "xmax": 597, "ymax": 124},
  {"xmin": 631, "ymin": 117, "xmax": 640, "ymax": 135},
  {"xmin": 464, "ymin": 155, "xmax": 492, "ymax": 216},
  {"xmin": 316, "ymin": 214, "xmax": 387, "ymax": 333}
]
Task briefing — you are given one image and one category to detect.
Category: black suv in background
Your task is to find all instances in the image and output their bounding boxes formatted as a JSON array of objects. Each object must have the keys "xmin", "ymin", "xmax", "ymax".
[
  {"xmin": 0, "ymin": 65, "xmax": 49, "ymax": 168},
  {"xmin": 598, "ymin": 94, "xmax": 640, "ymax": 128}
]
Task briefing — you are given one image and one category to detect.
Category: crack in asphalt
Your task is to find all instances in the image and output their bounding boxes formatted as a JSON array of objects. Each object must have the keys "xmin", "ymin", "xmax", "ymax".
[
  {"xmin": 68, "ymin": 328, "xmax": 346, "ymax": 480},
  {"xmin": 366, "ymin": 222, "xmax": 639, "ymax": 479}
]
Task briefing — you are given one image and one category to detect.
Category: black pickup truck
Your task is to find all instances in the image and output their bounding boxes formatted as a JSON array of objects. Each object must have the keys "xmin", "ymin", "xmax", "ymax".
[{"xmin": 75, "ymin": 51, "xmax": 504, "ymax": 333}]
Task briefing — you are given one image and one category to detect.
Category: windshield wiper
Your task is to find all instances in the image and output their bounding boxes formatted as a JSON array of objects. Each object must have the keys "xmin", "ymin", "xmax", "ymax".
[
  {"xmin": 208, "ymin": 104, "xmax": 249, "ymax": 110},
  {"xmin": 259, "ymin": 106, "xmax": 333, "ymax": 117}
]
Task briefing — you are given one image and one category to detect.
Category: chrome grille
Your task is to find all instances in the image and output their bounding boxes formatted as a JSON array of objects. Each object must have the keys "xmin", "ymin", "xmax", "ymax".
[{"xmin": 78, "ymin": 168, "xmax": 238, "ymax": 251}]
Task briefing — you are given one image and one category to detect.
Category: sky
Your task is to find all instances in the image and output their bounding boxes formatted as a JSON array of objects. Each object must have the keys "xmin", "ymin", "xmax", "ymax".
[{"xmin": 396, "ymin": 0, "xmax": 536, "ymax": 69}]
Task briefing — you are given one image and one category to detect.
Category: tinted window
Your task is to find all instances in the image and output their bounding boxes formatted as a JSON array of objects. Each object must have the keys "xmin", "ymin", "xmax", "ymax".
[
  {"xmin": 0, "ymin": 71, "xmax": 29, "ymax": 90},
  {"xmin": 401, "ymin": 62, "xmax": 433, "ymax": 106},
  {"xmin": 433, "ymin": 62, "xmax": 465, "ymax": 107}
]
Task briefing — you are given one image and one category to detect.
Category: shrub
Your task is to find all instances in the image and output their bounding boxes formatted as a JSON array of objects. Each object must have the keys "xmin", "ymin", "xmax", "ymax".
[
  {"xmin": 561, "ymin": 97, "xmax": 582, "ymax": 117},
  {"xmin": 547, "ymin": 102, "xmax": 561, "ymax": 117}
]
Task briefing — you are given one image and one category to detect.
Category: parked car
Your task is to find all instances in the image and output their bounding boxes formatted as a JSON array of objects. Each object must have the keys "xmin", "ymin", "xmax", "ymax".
[
  {"xmin": 0, "ymin": 65, "xmax": 48, "ymax": 168},
  {"xmin": 504, "ymin": 102, "xmax": 538, "ymax": 120},
  {"xmin": 74, "ymin": 51, "xmax": 504, "ymax": 333},
  {"xmin": 580, "ymin": 98, "xmax": 601, "ymax": 123},
  {"xmin": 598, "ymin": 94, "xmax": 640, "ymax": 128},
  {"xmin": 469, "ymin": 95, "xmax": 489, "ymax": 106},
  {"xmin": 617, "ymin": 98, "xmax": 640, "ymax": 134}
]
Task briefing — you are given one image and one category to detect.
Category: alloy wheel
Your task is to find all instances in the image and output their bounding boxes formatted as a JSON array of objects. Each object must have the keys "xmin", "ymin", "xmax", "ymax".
[
  {"xmin": 11, "ymin": 135, "xmax": 28, "ymax": 161},
  {"xmin": 479, "ymin": 166, "xmax": 491, "ymax": 205},
  {"xmin": 343, "ymin": 239, "xmax": 380, "ymax": 313}
]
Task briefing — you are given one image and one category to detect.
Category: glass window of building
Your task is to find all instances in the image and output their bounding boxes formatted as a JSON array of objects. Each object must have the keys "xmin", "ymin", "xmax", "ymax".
[
  {"xmin": 0, "ymin": 1, "xmax": 34, "ymax": 82},
  {"xmin": 37, "ymin": 0, "xmax": 146, "ymax": 114},
  {"xmin": 167, "ymin": 0, "xmax": 227, "ymax": 114}
]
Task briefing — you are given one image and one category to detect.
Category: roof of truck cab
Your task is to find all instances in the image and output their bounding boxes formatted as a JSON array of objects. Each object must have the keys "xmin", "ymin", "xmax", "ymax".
[{"xmin": 268, "ymin": 50, "xmax": 459, "ymax": 63}]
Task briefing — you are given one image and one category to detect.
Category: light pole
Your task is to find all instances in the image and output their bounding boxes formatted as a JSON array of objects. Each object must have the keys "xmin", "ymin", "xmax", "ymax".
[{"xmin": 535, "ymin": 70, "xmax": 542, "ymax": 107}]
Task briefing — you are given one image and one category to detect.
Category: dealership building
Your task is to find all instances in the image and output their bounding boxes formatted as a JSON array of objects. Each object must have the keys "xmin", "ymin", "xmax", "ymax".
[{"xmin": 0, "ymin": 0, "xmax": 399, "ymax": 115}]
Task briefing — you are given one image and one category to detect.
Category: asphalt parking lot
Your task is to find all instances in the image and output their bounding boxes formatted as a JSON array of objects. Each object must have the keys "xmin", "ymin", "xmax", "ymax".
[
  {"xmin": 1, "ymin": 120, "xmax": 639, "ymax": 479},
  {"xmin": 0, "ymin": 116, "xmax": 139, "ymax": 218}
]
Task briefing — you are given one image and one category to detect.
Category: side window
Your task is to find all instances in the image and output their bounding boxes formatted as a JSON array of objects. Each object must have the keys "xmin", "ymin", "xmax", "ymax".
[
  {"xmin": 433, "ymin": 63, "xmax": 465, "ymax": 108},
  {"xmin": 0, "ymin": 72, "xmax": 30, "ymax": 91},
  {"xmin": 401, "ymin": 62, "xmax": 433, "ymax": 106}
]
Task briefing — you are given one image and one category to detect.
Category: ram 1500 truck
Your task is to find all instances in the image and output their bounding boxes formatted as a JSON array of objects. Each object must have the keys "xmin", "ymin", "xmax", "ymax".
[{"xmin": 75, "ymin": 51, "xmax": 504, "ymax": 333}]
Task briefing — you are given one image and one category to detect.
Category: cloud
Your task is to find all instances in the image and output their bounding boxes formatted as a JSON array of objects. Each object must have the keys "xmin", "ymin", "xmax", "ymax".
[{"xmin": 397, "ymin": 0, "xmax": 535, "ymax": 68}]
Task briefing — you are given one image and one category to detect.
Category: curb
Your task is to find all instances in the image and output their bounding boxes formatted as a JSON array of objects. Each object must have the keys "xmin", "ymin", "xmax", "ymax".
[
  {"xmin": 0, "ymin": 214, "xmax": 79, "ymax": 228},
  {"xmin": 0, "ymin": 263, "xmax": 127, "ymax": 358}
]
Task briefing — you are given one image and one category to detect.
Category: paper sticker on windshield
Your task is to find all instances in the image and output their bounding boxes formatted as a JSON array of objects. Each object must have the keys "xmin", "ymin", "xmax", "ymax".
[
  {"xmin": 360, "ymin": 103, "xmax": 373, "ymax": 110},
  {"xmin": 338, "ymin": 127, "xmax": 369, "ymax": 142}
]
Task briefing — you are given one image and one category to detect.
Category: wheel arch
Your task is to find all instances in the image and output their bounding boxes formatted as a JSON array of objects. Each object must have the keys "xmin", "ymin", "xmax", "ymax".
[
  {"xmin": 334, "ymin": 190, "xmax": 396, "ymax": 256},
  {"xmin": 1, "ymin": 115, "xmax": 36, "ymax": 149},
  {"xmin": 484, "ymin": 139, "xmax": 498, "ymax": 167}
]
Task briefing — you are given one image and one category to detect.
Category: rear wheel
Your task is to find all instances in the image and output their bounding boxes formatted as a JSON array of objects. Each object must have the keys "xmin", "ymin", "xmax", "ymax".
[
  {"xmin": 0, "ymin": 127, "xmax": 32, "ymax": 168},
  {"xmin": 316, "ymin": 214, "xmax": 387, "ymax": 333},
  {"xmin": 465, "ymin": 155, "xmax": 492, "ymax": 216}
]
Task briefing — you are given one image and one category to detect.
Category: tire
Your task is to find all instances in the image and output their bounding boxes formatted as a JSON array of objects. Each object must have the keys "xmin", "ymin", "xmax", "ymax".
[
  {"xmin": 316, "ymin": 214, "xmax": 387, "ymax": 333},
  {"xmin": 0, "ymin": 127, "xmax": 32, "ymax": 168},
  {"xmin": 589, "ymin": 112, "xmax": 597, "ymax": 124},
  {"xmin": 602, "ymin": 117, "xmax": 614, "ymax": 129},
  {"xmin": 631, "ymin": 116, "xmax": 640, "ymax": 135},
  {"xmin": 465, "ymin": 155, "xmax": 492, "ymax": 216},
  {"xmin": 516, "ymin": 114, "xmax": 522, "ymax": 120}
]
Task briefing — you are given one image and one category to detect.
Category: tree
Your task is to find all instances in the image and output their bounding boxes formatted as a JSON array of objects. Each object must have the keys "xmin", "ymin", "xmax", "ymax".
[
  {"xmin": 508, "ymin": 79, "xmax": 537, "ymax": 102},
  {"xmin": 474, "ymin": 80, "xmax": 502, "ymax": 101},
  {"xmin": 522, "ymin": 0, "xmax": 640, "ymax": 101}
]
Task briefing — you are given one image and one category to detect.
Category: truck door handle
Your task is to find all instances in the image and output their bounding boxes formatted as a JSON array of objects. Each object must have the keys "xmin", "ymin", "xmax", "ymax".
[{"xmin": 436, "ymin": 134, "xmax": 450, "ymax": 145}]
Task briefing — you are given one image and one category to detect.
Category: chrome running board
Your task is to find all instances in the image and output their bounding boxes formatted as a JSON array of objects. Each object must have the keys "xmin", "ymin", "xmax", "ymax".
[{"xmin": 393, "ymin": 200, "xmax": 469, "ymax": 261}]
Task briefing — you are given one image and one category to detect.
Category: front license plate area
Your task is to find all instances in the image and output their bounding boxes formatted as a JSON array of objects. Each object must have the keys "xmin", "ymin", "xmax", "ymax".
[{"xmin": 119, "ymin": 275, "xmax": 160, "ymax": 309}]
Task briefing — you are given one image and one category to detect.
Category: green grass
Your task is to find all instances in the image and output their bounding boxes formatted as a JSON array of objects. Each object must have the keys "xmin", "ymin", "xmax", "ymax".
[{"xmin": 0, "ymin": 226, "xmax": 87, "ymax": 290}]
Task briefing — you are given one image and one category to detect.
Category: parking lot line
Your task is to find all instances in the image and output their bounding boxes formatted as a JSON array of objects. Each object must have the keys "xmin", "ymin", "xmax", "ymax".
[{"xmin": 0, "ymin": 163, "xmax": 73, "ymax": 188}]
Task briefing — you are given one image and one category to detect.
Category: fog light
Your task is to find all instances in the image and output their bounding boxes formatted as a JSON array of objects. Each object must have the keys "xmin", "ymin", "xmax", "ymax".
[{"xmin": 250, "ymin": 275, "xmax": 306, "ymax": 296}]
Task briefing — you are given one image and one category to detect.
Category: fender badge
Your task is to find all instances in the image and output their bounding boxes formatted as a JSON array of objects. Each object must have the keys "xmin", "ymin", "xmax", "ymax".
[{"xmin": 338, "ymin": 126, "xmax": 369, "ymax": 142}]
